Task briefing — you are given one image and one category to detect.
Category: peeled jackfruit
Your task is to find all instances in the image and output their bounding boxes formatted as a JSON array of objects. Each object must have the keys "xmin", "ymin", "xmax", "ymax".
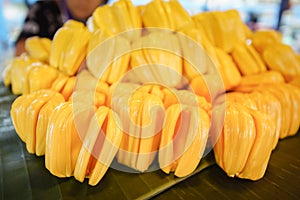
[
  {"xmin": 74, "ymin": 106, "xmax": 123, "ymax": 186},
  {"xmin": 263, "ymin": 43, "xmax": 300, "ymax": 81},
  {"xmin": 214, "ymin": 102, "xmax": 276, "ymax": 180},
  {"xmin": 251, "ymin": 29, "xmax": 283, "ymax": 53},
  {"xmin": 129, "ymin": 31, "xmax": 183, "ymax": 88},
  {"xmin": 92, "ymin": 0, "xmax": 142, "ymax": 38},
  {"xmin": 25, "ymin": 36, "xmax": 52, "ymax": 62},
  {"xmin": 9, "ymin": 54, "xmax": 37, "ymax": 94},
  {"xmin": 226, "ymin": 91, "xmax": 281, "ymax": 149},
  {"xmin": 256, "ymin": 84, "xmax": 300, "ymax": 139},
  {"xmin": 49, "ymin": 20, "xmax": 91, "ymax": 76},
  {"xmin": 233, "ymin": 70, "xmax": 285, "ymax": 93},
  {"xmin": 27, "ymin": 62, "xmax": 59, "ymax": 93},
  {"xmin": 231, "ymin": 41, "xmax": 267, "ymax": 76},
  {"xmin": 159, "ymin": 104, "xmax": 210, "ymax": 177},
  {"xmin": 10, "ymin": 90, "xmax": 65, "ymax": 154},
  {"xmin": 87, "ymin": 29, "xmax": 130, "ymax": 84},
  {"xmin": 115, "ymin": 90, "xmax": 165, "ymax": 172},
  {"xmin": 193, "ymin": 10, "xmax": 248, "ymax": 53},
  {"xmin": 142, "ymin": 0, "xmax": 193, "ymax": 30}
]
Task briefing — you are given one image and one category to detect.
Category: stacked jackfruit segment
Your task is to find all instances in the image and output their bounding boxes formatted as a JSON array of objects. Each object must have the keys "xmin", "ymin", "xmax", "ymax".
[
  {"xmin": 219, "ymin": 83, "xmax": 300, "ymax": 180},
  {"xmin": 5, "ymin": 0, "xmax": 300, "ymax": 186},
  {"xmin": 10, "ymin": 82, "xmax": 213, "ymax": 185}
]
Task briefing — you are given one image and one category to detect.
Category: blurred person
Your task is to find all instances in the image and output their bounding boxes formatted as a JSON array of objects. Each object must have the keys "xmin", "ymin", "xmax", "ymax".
[
  {"xmin": 15, "ymin": 0, "xmax": 108, "ymax": 56},
  {"xmin": 247, "ymin": 12, "xmax": 259, "ymax": 31},
  {"xmin": 276, "ymin": 0, "xmax": 291, "ymax": 30}
]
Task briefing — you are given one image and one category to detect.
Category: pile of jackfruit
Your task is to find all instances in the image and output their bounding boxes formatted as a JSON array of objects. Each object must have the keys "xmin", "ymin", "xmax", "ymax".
[{"xmin": 3, "ymin": 0, "xmax": 300, "ymax": 186}]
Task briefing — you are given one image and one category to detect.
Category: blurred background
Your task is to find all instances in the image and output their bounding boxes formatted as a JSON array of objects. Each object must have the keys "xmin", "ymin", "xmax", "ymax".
[{"xmin": 1, "ymin": 0, "xmax": 300, "ymax": 76}]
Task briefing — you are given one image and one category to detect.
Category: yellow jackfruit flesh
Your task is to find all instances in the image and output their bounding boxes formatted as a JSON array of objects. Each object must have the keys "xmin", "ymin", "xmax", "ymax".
[{"xmin": 49, "ymin": 20, "xmax": 91, "ymax": 76}]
